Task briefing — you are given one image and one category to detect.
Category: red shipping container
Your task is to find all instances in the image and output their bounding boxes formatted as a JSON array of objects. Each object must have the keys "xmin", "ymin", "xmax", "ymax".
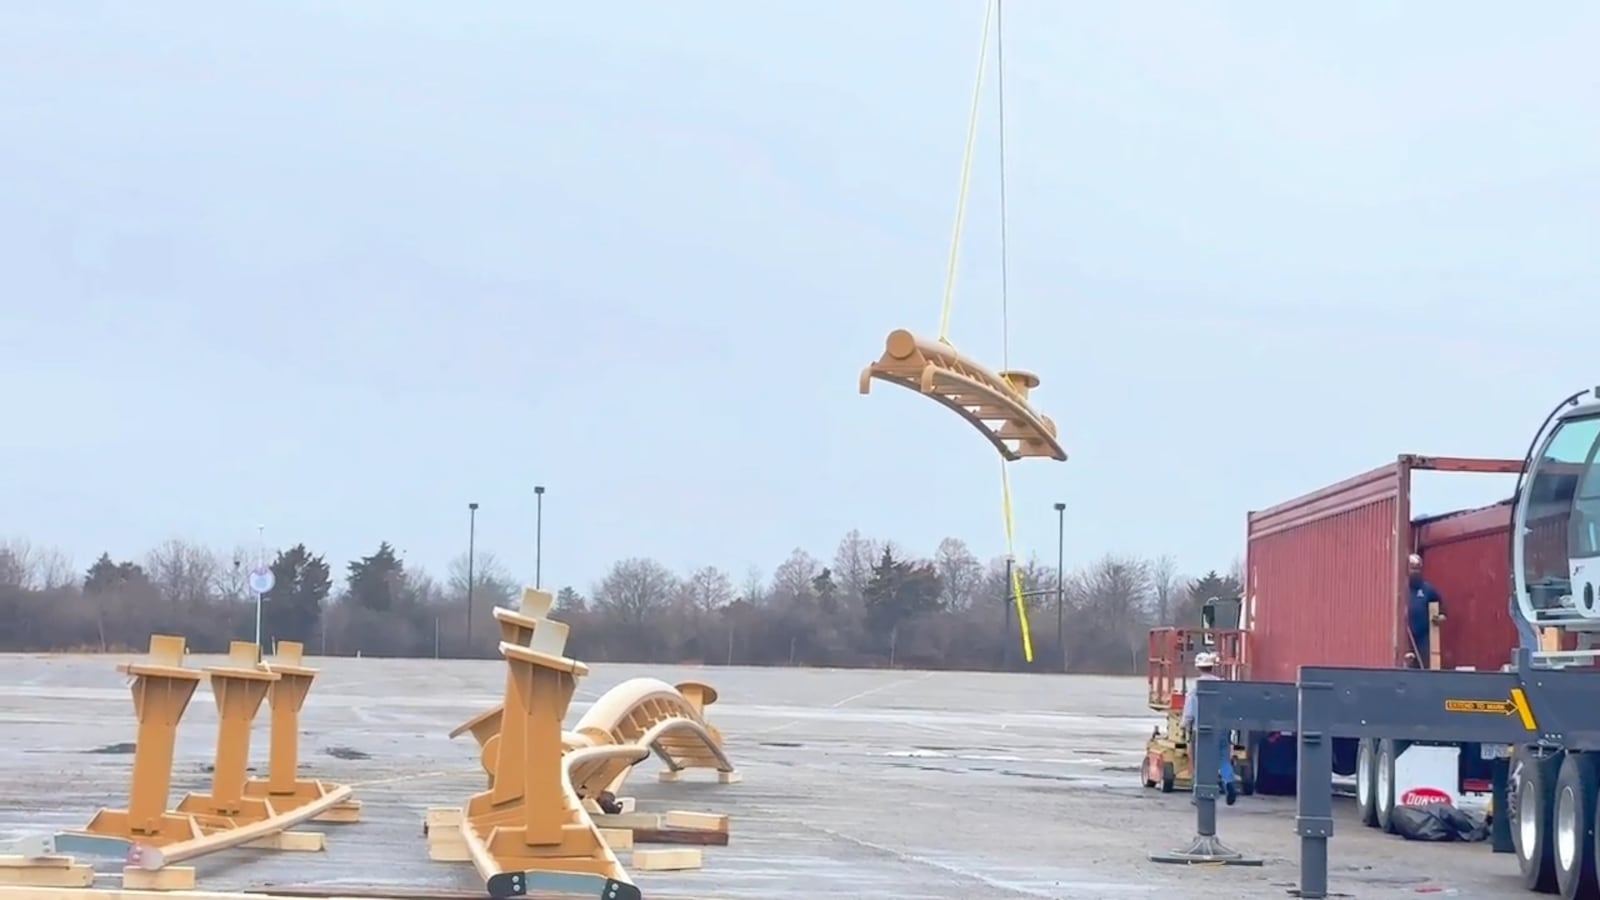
[{"xmin": 1244, "ymin": 455, "xmax": 1526, "ymax": 684}]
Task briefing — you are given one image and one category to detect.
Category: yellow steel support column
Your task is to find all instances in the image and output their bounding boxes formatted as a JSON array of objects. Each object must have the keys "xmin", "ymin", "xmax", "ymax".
[
  {"xmin": 83, "ymin": 635, "xmax": 205, "ymax": 844},
  {"xmin": 177, "ymin": 642, "xmax": 277, "ymax": 822}
]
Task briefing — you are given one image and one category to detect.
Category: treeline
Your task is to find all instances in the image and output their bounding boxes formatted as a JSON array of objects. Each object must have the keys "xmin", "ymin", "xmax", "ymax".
[{"xmin": 0, "ymin": 532, "xmax": 1240, "ymax": 674}]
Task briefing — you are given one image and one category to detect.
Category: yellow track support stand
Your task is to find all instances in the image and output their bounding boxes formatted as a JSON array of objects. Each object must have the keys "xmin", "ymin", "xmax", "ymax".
[
  {"xmin": 11, "ymin": 635, "xmax": 361, "ymax": 892},
  {"xmin": 244, "ymin": 641, "xmax": 363, "ymax": 824},
  {"xmin": 455, "ymin": 617, "xmax": 641, "ymax": 899}
]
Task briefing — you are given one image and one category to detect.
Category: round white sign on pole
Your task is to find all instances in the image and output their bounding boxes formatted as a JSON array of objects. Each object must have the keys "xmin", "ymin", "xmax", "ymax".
[{"xmin": 249, "ymin": 566, "xmax": 275, "ymax": 595}]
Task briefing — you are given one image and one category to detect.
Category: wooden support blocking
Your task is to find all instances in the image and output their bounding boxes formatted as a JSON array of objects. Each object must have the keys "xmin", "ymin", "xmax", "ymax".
[{"xmin": 0, "ymin": 855, "xmax": 93, "ymax": 889}]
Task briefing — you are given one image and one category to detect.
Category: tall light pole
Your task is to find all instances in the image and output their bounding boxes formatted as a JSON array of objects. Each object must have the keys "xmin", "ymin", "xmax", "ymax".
[
  {"xmin": 467, "ymin": 502, "xmax": 479, "ymax": 646},
  {"xmin": 1054, "ymin": 501, "xmax": 1067, "ymax": 673},
  {"xmin": 534, "ymin": 485, "xmax": 546, "ymax": 589}
]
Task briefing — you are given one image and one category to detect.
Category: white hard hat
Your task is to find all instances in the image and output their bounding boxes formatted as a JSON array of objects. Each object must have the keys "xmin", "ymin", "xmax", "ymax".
[
  {"xmin": 1408, "ymin": 553, "xmax": 1422, "ymax": 567},
  {"xmin": 1194, "ymin": 651, "xmax": 1218, "ymax": 669}
]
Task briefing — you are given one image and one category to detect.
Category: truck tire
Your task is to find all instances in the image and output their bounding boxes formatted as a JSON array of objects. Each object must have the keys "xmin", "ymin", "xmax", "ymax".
[
  {"xmin": 1513, "ymin": 745, "xmax": 1563, "ymax": 894},
  {"xmin": 1553, "ymin": 752, "xmax": 1598, "ymax": 900},
  {"xmin": 1375, "ymin": 738, "xmax": 1402, "ymax": 834},
  {"xmin": 1357, "ymin": 738, "xmax": 1379, "ymax": 828}
]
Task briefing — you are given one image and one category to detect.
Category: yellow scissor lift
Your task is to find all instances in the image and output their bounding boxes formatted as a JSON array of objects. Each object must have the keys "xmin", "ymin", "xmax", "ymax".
[{"xmin": 1142, "ymin": 598, "xmax": 1254, "ymax": 794}]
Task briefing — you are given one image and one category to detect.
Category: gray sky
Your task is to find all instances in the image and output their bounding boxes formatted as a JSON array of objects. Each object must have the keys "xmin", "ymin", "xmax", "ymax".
[{"xmin": 3, "ymin": 2, "xmax": 1596, "ymax": 591}]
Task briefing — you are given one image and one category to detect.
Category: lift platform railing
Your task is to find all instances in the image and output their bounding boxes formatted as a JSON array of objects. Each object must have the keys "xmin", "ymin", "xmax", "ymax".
[{"xmin": 1146, "ymin": 627, "xmax": 1247, "ymax": 712}]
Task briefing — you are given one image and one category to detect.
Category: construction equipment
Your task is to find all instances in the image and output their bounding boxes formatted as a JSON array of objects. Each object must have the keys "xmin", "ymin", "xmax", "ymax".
[
  {"xmin": 1142, "ymin": 598, "xmax": 1251, "ymax": 794},
  {"xmin": 1163, "ymin": 387, "xmax": 1600, "ymax": 899}
]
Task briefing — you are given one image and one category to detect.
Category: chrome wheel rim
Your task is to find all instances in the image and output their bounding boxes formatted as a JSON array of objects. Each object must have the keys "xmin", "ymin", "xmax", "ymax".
[
  {"xmin": 1377, "ymin": 747, "xmax": 1391, "ymax": 812},
  {"xmin": 1518, "ymin": 778, "xmax": 1539, "ymax": 860},
  {"xmin": 1356, "ymin": 742, "xmax": 1372, "ymax": 807},
  {"xmin": 1557, "ymin": 783, "xmax": 1578, "ymax": 871}
]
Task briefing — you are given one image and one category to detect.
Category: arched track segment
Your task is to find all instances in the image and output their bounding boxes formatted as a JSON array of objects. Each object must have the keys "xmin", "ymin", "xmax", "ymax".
[{"xmin": 859, "ymin": 328, "xmax": 1067, "ymax": 462}]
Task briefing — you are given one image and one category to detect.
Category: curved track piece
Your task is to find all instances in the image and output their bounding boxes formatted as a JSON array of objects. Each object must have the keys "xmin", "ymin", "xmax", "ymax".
[
  {"xmin": 571, "ymin": 678, "xmax": 736, "ymax": 792},
  {"xmin": 859, "ymin": 328, "xmax": 1067, "ymax": 461},
  {"xmin": 450, "ymin": 599, "xmax": 739, "ymax": 793}
]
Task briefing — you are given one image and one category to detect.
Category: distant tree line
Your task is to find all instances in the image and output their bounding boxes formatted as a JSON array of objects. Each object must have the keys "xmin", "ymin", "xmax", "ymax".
[{"xmin": 0, "ymin": 532, "xmax": 1240, "ymax": 674}]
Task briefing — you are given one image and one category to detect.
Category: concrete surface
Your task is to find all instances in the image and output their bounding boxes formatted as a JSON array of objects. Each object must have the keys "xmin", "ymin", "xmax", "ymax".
[{"xmin": 0, "ymin": 653, "xmax": 1531, "ymax": 899}]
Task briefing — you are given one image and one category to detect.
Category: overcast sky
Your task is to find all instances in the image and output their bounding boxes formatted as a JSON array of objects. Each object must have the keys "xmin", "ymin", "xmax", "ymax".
[{"xmin": 2, "ymin": 1, "xmax": 1596, "ymax": 591}]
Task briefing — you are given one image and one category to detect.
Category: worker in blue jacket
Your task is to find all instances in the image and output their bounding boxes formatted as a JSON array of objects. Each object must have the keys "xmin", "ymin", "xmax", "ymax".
[
  {"xmin": 1407, "ymin": 553, "xmax": 1445, "ymax": 668},
  {"xmin": 1180, "ymin": 651, "xmax": 1238, "ymax": 805}
]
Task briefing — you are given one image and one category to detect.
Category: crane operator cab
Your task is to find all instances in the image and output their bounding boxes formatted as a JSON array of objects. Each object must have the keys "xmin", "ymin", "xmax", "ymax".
[{"xmin": 1511, "ymin": 387, "xmax": 1600, "ymax": 666}]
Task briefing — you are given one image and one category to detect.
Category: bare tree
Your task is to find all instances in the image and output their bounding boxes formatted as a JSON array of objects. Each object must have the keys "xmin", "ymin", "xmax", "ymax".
[
  {"xmin": 832, "ymin": 529, "xmax": 878, "ymax": 606},
  {"xmin": 770, "ymin": 549, "xmax": 820, "ymax": 608},
  {"xmin": 592, "ymin": 558, "xmax": 678, "ymax": 624},
  {"xmin": 739, "ymin": 565, "xmax": 767, "ymax": 606},
  {"xmin": 0, "ymin": 539, "xmax": 33, "ymax": 589},
  {"xmin": 1150, "ymin": 553, "xmax": 1181, "ymax": 626},
  {"xmin": 934, "ymin": 538, "xmax": 984, "ymax": 610},
  {"xmin": 145, "ymin": 539, "xmax": 220, "ymax": 609},
  {"xmin": 678, "ymin": 565, "xmax": 735, "ymax": 612}
]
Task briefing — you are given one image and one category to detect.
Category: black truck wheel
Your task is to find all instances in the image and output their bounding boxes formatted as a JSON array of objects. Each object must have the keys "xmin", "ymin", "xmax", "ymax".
[
  {"xmin": 1513, "ymin": 745, "xmax": 1564, "ymax": 894},
  {"xmin": 1553, "ymin": 751, "xmax": 1598, "ymax": 900},
  {"xmin": 1375, "ymin": 738, "xmax": 1400, "ymax": 833},
  {"xmin": 1160, "ymin": 761, "xmax": 1176, "ymax": 793}
]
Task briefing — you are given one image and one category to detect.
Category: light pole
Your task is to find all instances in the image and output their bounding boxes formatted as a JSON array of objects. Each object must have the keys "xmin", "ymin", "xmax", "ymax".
[
  {"xmin": 1054, "ymin": 501, "xmax": 1067, "ymax": 673},
  {"xmin": 534, "ymin": 485, "xmax": 546, "ymax": 589},
  {"xmin": 467, "ymin": 502, "xmax": 479, "ymax": 647}
]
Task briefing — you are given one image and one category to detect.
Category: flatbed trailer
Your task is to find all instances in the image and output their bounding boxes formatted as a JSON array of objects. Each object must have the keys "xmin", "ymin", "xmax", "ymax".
[{"xmin": 1171, "ymin": 389, "xmax": 1600, "ymax": 899}]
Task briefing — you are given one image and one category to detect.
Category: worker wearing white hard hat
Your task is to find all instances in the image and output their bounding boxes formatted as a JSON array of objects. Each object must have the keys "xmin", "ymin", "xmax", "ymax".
[{"xmin": 1179, "ymin": 650, "xmax": 1238, "ymax": 805}]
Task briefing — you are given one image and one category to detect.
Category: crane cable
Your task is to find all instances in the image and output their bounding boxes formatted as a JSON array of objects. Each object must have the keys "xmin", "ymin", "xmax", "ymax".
[
  {"xmin": 934, "ymin": 0, "xmax": 1035, "ymax": 663},
  {"xmin": 992, "ymin": 0, "xmax": 1034, "ymax": 665}
]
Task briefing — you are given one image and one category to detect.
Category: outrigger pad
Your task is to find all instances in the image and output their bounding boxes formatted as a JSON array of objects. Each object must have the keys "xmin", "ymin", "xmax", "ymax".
[
  {"xmin": 486, "ymin": 870, "xmax": 643, "ymax": 899},
  {"xmin": 1148, "ymin": 833, "xmax": 1263, "ymax": 866}
]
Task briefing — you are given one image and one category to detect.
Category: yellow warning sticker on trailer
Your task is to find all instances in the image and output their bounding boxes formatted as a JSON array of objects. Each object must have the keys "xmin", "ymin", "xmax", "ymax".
[
  {"xmin": 1444, "ymin": 688, "xmax": 1538, "ymax": 731},
  {"xmin": 1445, "ymin": 699, "xmax": 1515, "ymax": 714}
]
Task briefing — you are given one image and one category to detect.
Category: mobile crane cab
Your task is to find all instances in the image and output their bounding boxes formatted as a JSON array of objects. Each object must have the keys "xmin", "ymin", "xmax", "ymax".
[
  {"xmin": 1512, "ymin": 389, "xmax": 1600, "ymax": 657},
  {"xmin": 1503, "ymin": 387, "xmax": 1600, "ymax": 896}
]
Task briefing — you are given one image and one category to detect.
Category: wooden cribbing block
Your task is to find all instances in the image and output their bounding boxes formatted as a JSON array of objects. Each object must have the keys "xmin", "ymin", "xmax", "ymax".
[
  {"xmin": 717, "ymin": 771, "xmax": 742, "ymax": 784},
  {"xmin": 123, "ymin": 864, "xmax": 196, "ymax": 890},
  {"xmin": 423, "ymin": 806, "xmax": 463, "ymax": 835},
  {"xmin": 632, "ymin": 847, "xmax": 703, "ymax": 871},
  {"xmin": 0, "ymin": 855, "xmax": 94, "ymax": 888},
  {"xmin": 312, "ymin": 798, "xmax": 362, "ymax": 823},
  {"xmin": 634, "ymin": 827, "xmax": 730, "ymax": 847},
  {"xmin": 592, "ymin": 812, "xmax": 661, "ymax": 830},
  {"xmin": 242, "ymin": 831, "xmax": 326, "ymax": 852},
  {"xmin": 662, "ymin": 810, "xmax": 729, "ymax": 832},
  {"xmin": 598, "ymin": 827, "xmax": 634, "ymax": 850}
]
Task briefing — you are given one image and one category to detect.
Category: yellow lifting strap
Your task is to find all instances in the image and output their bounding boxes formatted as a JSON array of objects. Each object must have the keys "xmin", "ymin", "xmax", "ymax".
[
  {"xmin": 859, "ymin": 0, "xmax": 1050, "ymax": 664},
  {"xmin": 945, "ymin": 0, "xmax": 1034, "ymax": 664}
]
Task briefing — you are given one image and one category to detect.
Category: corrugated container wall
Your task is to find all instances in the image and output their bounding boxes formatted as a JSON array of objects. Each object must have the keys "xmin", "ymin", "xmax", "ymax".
[
  {"xmin": 1413, "ymin": 503, "xmax": 1516, "ymax": 672},
  {"xmin": 1246, "ymin": 464, "xmax": 1404, "ymax": 684},
  {"xmin": 1245, "ymin": 456, "xmax": 1528, "ymax": 684}
]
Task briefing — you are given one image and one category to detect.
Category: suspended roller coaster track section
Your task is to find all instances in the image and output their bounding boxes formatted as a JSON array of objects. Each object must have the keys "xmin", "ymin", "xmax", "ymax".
[{"xmin": 860, "ymin": 328, "xmax": 1067, "ymax": 462}]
